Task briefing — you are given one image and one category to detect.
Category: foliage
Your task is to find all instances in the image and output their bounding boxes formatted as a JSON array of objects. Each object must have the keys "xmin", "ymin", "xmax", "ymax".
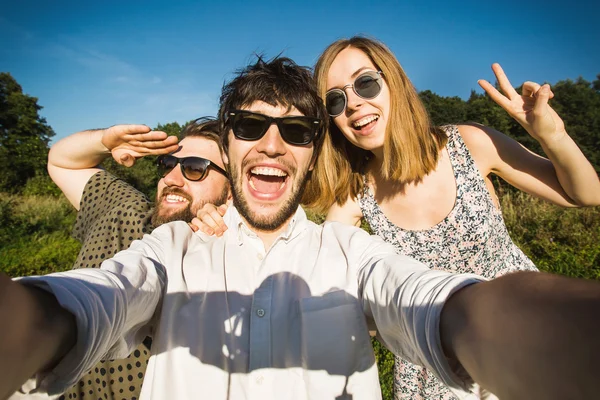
[
  {"xmin": 156, "ymin": 121, "xmax": 184, "ymax": 138},
  {"xmin": 546, "ymin": 77, "xmax": 600, "ymax": 172},
  {"xmin": 0, "ymin": 193, "xmax": 80, "ymax": 276},
  {"xmin": 102, "ymin": 156, "xmax": 160, "ymax": 200},
  {"xmin": 499, "ymin": 186, "xmax": 600, "ymax": 280},
  {"xmin": 372, "ymin": 337, "xmax": 395, "ymax": 399},
  {"xmin": 22, "ymin": 173, "xmax": 65, "ymax": 197},
  {"xmin": 0, "ymin": 73, "xmax": 55, "ymax": 193},
  {"xmin": 420, "ymin": 90, "xmax": 467, "ymax": 126}
]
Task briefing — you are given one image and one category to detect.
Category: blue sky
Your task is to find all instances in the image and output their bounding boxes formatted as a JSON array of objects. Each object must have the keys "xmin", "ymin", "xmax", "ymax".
[{"xmin": 1, "ymin": 0, "xmax": 598, "ymax": 142}]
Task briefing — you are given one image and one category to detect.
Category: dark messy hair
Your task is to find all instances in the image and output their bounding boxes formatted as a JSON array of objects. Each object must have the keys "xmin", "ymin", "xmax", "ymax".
[
  {"xmin": 180, "ymin": 116, "xmax": 224, "ymax": 154},
  {"xmin": 217, "ymin": 55, "xmax": 327, "ymax": 157}
]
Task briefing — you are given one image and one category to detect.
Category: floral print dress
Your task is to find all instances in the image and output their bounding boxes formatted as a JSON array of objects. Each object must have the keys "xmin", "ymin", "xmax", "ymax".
[{"xmin": 358, "ymin": 125, "xmax": 537, "ymax": 400}]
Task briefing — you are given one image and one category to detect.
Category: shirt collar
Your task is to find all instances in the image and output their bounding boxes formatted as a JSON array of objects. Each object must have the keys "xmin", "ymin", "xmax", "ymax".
[{"xmin": 224, "ymin": 205, "xmax": 308, "ymax": 246}]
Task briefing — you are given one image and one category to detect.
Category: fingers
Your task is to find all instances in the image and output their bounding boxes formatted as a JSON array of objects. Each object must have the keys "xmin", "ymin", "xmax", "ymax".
[
  {"xmin": 123, "ymin": 131, "xmax": 179, "ymax": 154},
  {"xmin": 491, "ymin": 63, "xmax": 519, "ymax": 99},
  {"xmin": 522, "ymin": 81, "xmax": 555, "ymax": 99},
  {"xmin": 532, "ymin": 84, "xmax": 552, "ymax": 115},
  {"xmin": 188, "ymin": 221, "xmax": 199, "ymax": 232},
  {"xmin": 103, "ymin": 124, "xmax": 179, "ymax": 156},
  {"xmin": 110, "ymin": 124, "xmax": 152, "ymax": 136},
  {"xmin": 192, "ymin": 203, "xmax": 229, "ymax": 236},
  {"xmin": 478, "ymin": 79, "xmax": 511, "ymax": 111},
  {"xmin": 119, "ymin": 153, "xmax": 136, "ymax": 167}
]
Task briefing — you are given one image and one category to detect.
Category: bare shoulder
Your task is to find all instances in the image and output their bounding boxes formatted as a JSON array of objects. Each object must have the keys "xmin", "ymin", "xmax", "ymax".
[
  {"xmin": 457, "ymin": 123, "xmax": 499, "ymax": 151},
  {"xmin": 326, "ymin": 195, "xmax": 363, "ymax": 227},
  {"xmin": 457, "ymin": 123, "xmax": 505, "ymax": 174}
]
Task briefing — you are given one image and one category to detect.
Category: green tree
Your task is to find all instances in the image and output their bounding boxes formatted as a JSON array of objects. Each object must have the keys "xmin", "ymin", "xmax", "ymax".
[
  {"xmin": 419, "ymin": 90, "xmax": 467, "ymax": 126},
  {"xmin": 547, "ymin": 77, "xmax": 600, "ymax": 172},
  {"xmin": 465, "ymin": 90, "xmax": 513, "ymax": 134},
  {"xmin": 156, "ymin": 121, "xmax": 183, "ymax": 138},
  {"xmin": 0, "ymin": 73, "xmax": 55, "ymax": 192}
]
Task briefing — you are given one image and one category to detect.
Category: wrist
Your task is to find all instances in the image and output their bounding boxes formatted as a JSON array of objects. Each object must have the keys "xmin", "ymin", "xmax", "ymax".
[
  {"xmin": 537, "ymin": 129, "xmax": 568, "ymax": 150},
  {"xmin": 97, "ymin": 128, "xmax": 114, "ymax": 154}
]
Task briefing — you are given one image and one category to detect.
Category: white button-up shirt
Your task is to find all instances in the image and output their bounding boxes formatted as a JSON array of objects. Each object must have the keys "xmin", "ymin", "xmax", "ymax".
[{"xmin": 21, "ymin": 206, "xmax": 482, "ymax": 399}]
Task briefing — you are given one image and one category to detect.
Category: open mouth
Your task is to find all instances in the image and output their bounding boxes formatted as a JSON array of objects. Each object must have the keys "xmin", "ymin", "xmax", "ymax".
[
  {"xmin": 248, "ymin": 166, "xmax": 288, "ymax": 195},
  {"xmin": 165, "ymin": 194, "xmax": 188, "ymax": 204},
  {"xmin": 352, "ymin": 114, "xmax": 379, "ymax": 131},
  {"xmin": 160, "ymin": 189, "xmax": 191, "ymax": 206}
]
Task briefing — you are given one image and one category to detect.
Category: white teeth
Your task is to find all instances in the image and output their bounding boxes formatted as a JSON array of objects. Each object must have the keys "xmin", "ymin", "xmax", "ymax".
[
  {"xmin": 166, "ymin": 194, "xmax": 187, "ymax": 203},
  {"xmin": 352, "ymin": 115, "xmax": 379, "ymax": 128},
  {"xmin": 250, "ymin": 166, "xmax": 287, "ymax": 177}
]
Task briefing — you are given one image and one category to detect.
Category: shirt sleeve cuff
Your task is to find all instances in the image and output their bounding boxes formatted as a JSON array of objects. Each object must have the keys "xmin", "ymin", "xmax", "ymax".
[{"xmin": 16, "ymin": 272, "xmax": 121, "ymax": 395}]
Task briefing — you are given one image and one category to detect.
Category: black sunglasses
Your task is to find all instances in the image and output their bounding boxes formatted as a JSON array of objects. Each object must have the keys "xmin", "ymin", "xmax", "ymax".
[
  {"xmin": 157, "ymin": 155, "xmax": 227, "ymax": 182},
  {"xmin": 325, "ymin": 70, "xmax": 384, "ymax": 117},
  {"xmin": 227, "ymin": 110, "xmax": 321, "ymax": 146}
]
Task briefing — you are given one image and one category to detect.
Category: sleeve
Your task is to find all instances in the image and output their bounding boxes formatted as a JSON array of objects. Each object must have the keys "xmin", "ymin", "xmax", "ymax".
[
  {"xmin": 17, "ymin": 227, "xmax": 171, "ymax": 395},
  {"xmin": 72, "ymin": 170, "xmax": 150, "ymax": 243},
  {"xmin": 340, "ymin": 225, "xmax": 484, "ymax": 393}
]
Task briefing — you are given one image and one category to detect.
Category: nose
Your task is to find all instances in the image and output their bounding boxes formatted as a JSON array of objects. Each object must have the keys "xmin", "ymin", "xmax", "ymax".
[
  {"xmin": 162, "ymin": 164, "xmax": 185, "ymax": 187},
  {"xmin": 255, "ymin": 123, "xmax": 287, "ymax": 157},
  {"xmin": 345, "ymin": 86, "xmax": 363, "ymax": 112}
]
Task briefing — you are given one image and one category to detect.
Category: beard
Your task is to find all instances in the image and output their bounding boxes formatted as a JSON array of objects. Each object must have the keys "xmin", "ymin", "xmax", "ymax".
[
  {"xmin": 228, "ymin": 159, "xmax": 310, "ymax": 232},
  {"xmin": 151, "ymin": 185, "xmax": 230, "ymax": 228}
]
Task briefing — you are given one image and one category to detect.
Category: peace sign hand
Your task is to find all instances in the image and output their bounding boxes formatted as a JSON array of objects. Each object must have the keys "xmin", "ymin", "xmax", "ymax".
[{"xmin": 478, "ymin": 63, "xmax": 566, "ymax": 144}]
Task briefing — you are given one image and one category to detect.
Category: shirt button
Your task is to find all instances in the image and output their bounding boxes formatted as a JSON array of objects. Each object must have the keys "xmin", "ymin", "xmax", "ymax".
[
  {"xmin": 257, "ymin": 253, "xmax": 264, "ymax": 260},
  {"xmin": 256, "ymin": 375, "xmax": 264, "ymax": 384},
  {"xmin": 256, "ymin": 308, "xmax": 265, "ymax": 317}
]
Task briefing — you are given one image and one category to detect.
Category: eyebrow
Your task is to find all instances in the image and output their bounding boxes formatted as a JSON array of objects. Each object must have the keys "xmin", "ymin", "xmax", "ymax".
[
  {"xmin": 327, "ymin": 66, "xmax": 377, "ymax": 91},
  {"xmin": 350, "ymin": 67, "xmax": 373, "ymax": 79}
]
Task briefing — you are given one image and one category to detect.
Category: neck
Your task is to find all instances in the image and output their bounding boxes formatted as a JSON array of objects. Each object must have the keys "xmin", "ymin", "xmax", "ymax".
[{"xmin": 371, "ymin": 146, "xmax": 384, "ymax": 161}]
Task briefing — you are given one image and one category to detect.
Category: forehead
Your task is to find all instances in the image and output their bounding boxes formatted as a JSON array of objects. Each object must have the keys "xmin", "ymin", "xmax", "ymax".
[
  {"xmin": 241, "ymin": 100, "xmax": 304, "ymax": 117},
  {"xmin": 175, "ymin": 137, "xmax": 222, "ymax": 161},
  {"xmin": 327, "ymin": 47, "xmax": 378, "ymax": 89}
]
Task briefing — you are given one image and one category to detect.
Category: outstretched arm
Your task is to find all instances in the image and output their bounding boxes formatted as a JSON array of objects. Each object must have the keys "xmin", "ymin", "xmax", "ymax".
[
  {"xmin": 441, "ymin": 271, "xmax": 600, "ymax": 399},
  {"xmin": 474, "ymin": 63, "xmax": 600, "ymax": 206},
  {"xmin": 48, "ymin": 125, "xmax": 179, "ymax": 209},
  {"xmin": 0, "ymin": 224, "xmax": 171, "ymax": 398},
  {"xmin": 0, "ymin": 273, "xmax": 76, "ymax": 400}
]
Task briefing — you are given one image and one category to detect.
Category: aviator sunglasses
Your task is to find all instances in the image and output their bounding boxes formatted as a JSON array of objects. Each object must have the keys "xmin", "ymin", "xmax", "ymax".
[
  {"xmin": 157, "ymin": 155, "xmax": 227, "ymax": 182},
  {"xmin": 228, "ymin": 110, "xmax": 321, "ymax": 146},
  {"xmin": 325, "ymin": 70, "xmax": 384, "ymax": 117}
]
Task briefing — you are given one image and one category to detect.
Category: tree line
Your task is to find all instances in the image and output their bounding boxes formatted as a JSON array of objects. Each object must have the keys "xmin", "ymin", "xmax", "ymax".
[{"xmin": 2, "ymin": 71, "xmax": 599, "ymax": 198}]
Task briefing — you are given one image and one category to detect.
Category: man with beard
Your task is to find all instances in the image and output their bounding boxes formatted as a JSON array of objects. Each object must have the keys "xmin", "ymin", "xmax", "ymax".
[
  {"xmin": 2, "ymin": 57, "xmax": 600, "ymax": 400},
  {"xmin": 24, "ymin": 118, "xmax": 230, "ymax": 400}
]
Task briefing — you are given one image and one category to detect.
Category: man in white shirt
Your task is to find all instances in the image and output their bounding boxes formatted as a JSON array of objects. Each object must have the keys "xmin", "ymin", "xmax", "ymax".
[{"xmin": 1, "ymin": 56, "xmax": 600, "ymax": 400}]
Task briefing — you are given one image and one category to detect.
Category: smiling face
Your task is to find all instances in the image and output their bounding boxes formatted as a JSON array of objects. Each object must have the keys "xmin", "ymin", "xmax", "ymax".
[
  {"xmin": 224, "ymin": 100, "xmax": 315, "ymax": 232},
  {"xmin": 326, "ymin": 47, "xmax": 391, "ymax": 155},
  {"xmin": 152, "ymin": 136, "xmax": 230, "ymax": 226}
]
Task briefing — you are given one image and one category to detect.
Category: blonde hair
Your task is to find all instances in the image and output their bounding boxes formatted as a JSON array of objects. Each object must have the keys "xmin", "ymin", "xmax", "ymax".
[{"xmin": 303, "ymin": 36, "xmax": 447, "ymax": 213}]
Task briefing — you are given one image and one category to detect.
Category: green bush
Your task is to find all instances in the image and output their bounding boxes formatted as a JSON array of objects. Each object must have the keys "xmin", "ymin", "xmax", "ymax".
[
  {"xmin": 0, "ymin": 193, "xmax": 80, "ymax": 277},
  {"xmin": 22, "ymin": 173, "xmax": 64, "ymax": 197},
  {"xmin": 500, "ymin": 188, "xmax": 600, "ymax": 280},
  {"xmin": 0, "ymin": 231, "xmax": 80, "ymax": 276}
]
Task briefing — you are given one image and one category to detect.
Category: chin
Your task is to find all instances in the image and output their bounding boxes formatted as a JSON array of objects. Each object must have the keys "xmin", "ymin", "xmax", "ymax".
[{"xmin": 151, "ymin": 207, "xmax": 194, "ymax": 227}]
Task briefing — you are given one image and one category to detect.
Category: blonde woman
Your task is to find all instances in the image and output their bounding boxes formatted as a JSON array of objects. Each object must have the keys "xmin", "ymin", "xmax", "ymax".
[{"xmin": 302, "ymin": 36, "xmax": 600, "ymax": 399}]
